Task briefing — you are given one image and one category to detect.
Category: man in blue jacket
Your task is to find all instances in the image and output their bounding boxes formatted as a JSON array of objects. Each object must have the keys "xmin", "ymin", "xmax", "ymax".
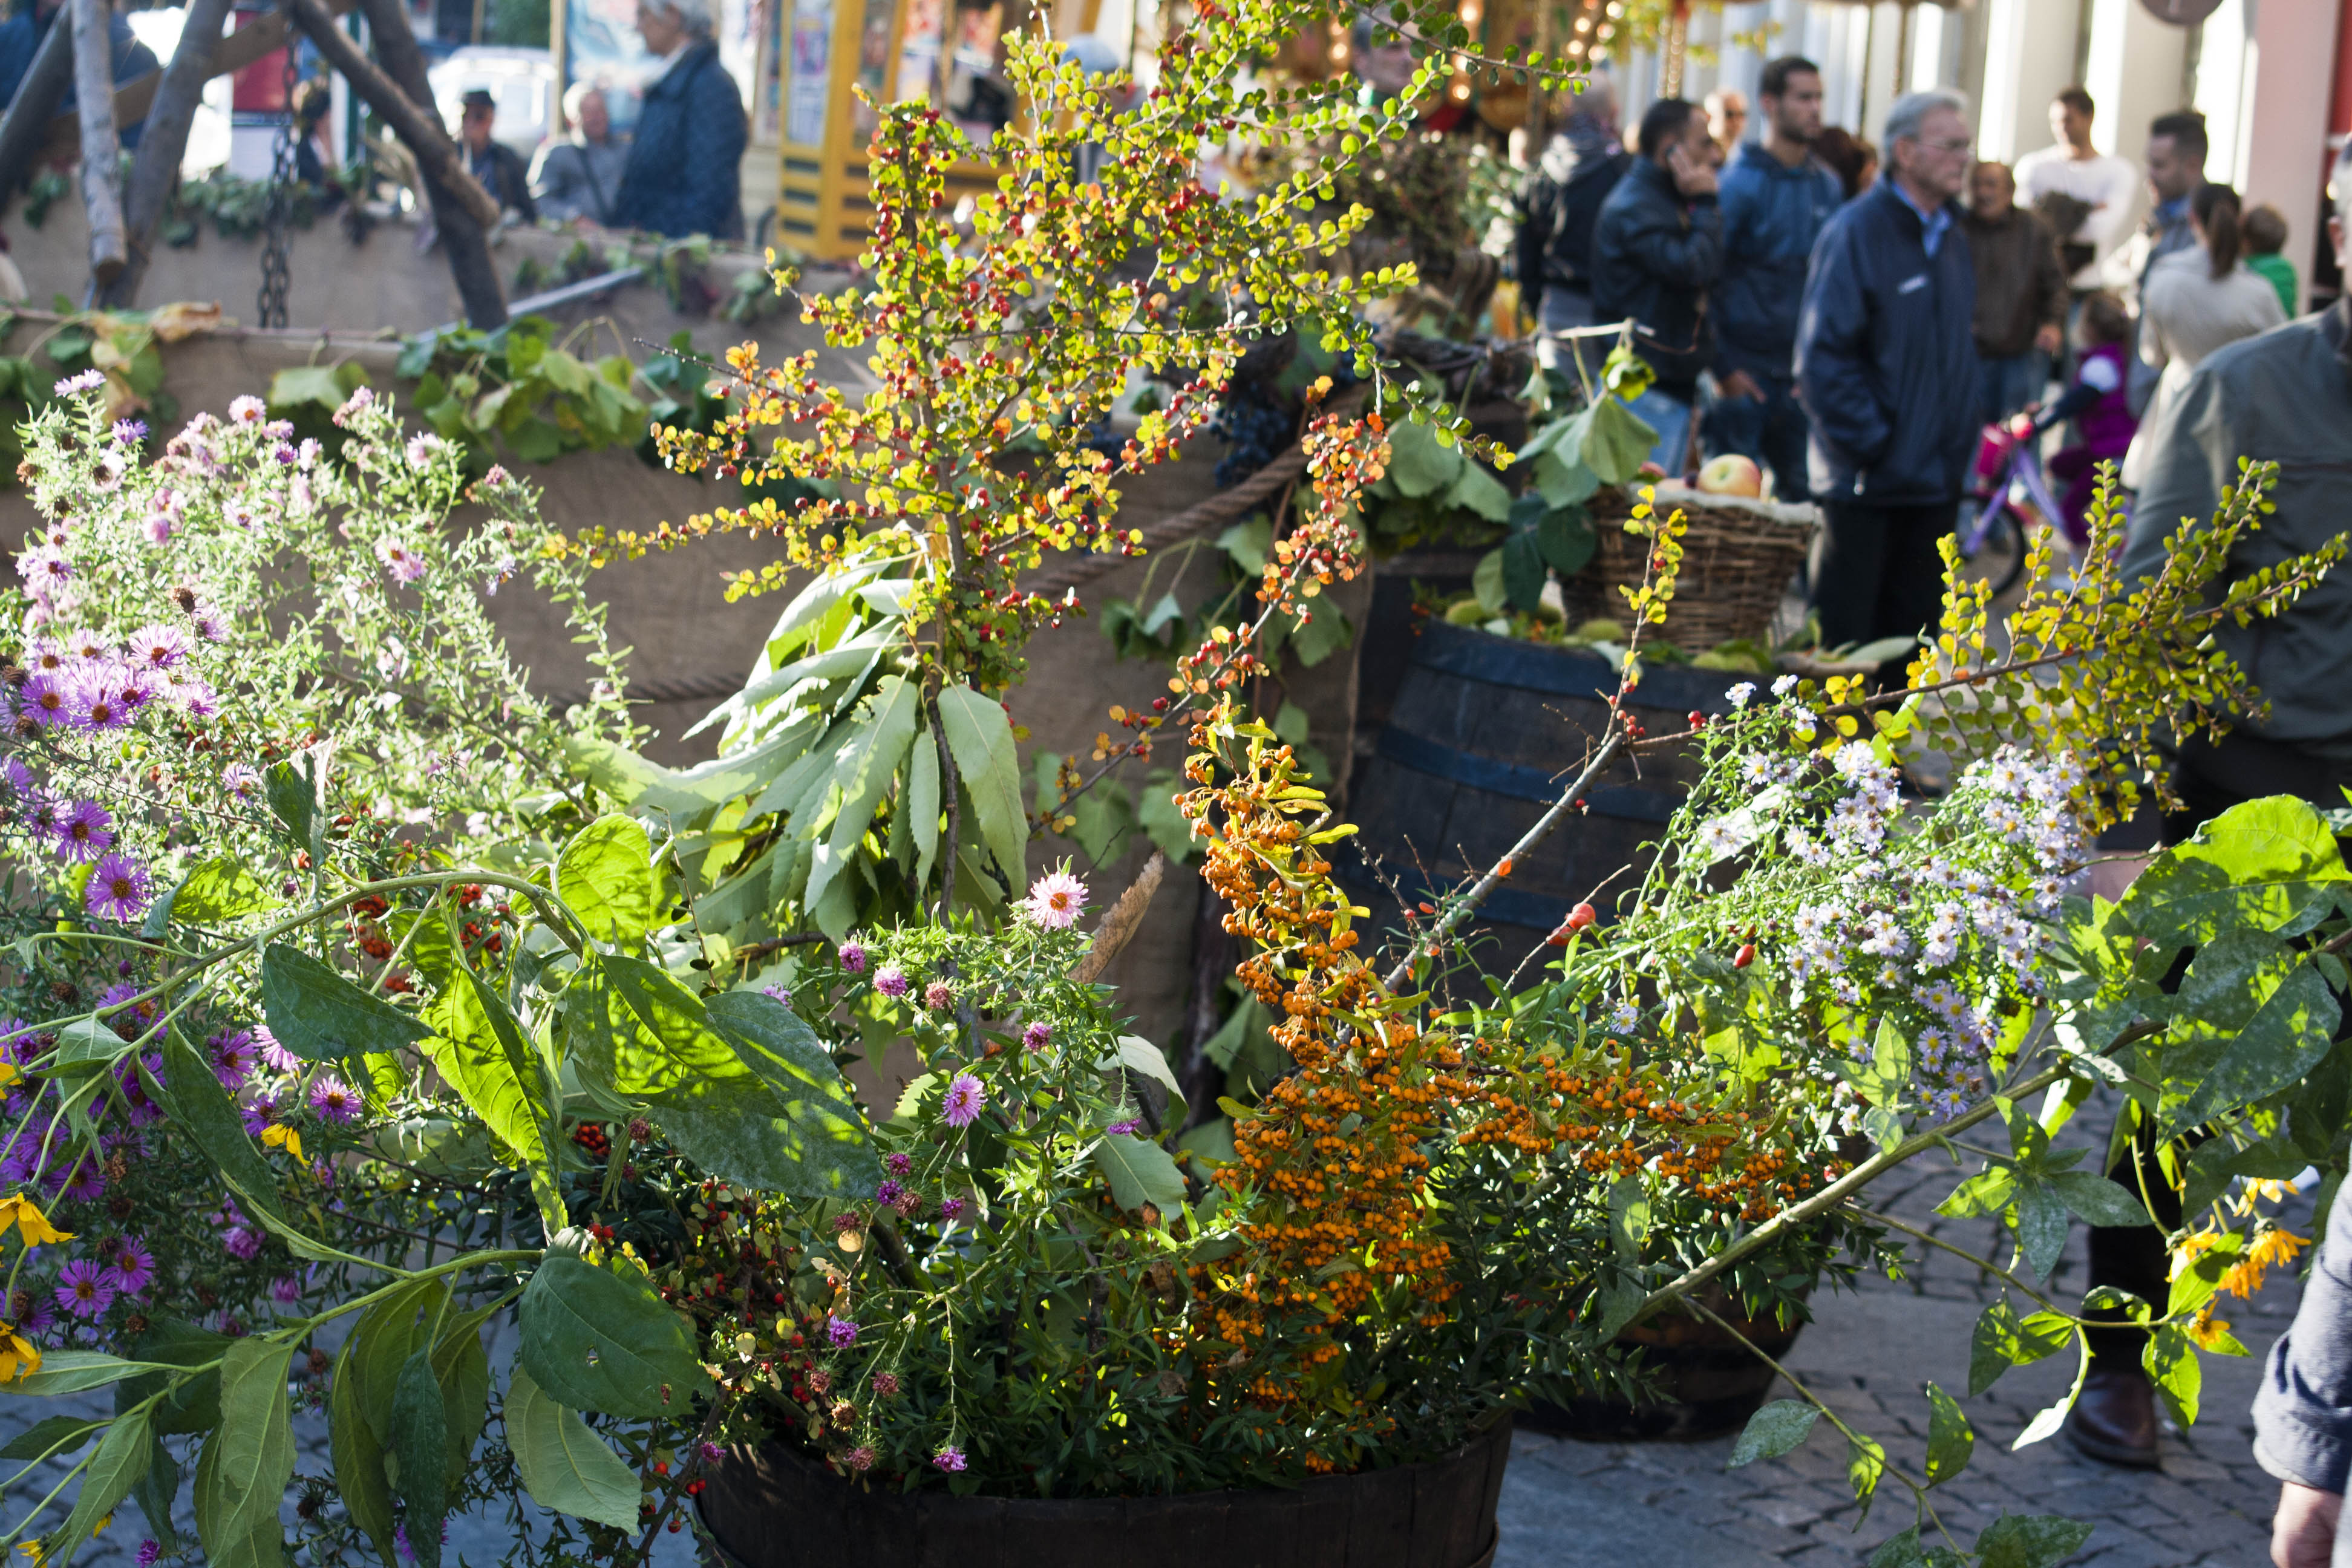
[
  {"xmin": 614, "ymin": 0, "xmax": 746, "ymax": 240},
  {"xmin": 1590, "ymin": 97, "xmax": 1724, "ymax": 475},
  {"xmin": 1794, "ymin": 89, "xmax": 1977, "ymax": 665},
  {"xmin": 1707, "ymin": 54, "xmax": 1843, "ymax": 500}
]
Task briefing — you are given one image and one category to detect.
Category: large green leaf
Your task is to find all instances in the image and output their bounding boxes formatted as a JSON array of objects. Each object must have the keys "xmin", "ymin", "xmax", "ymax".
[
  {"xmin": 261, "ymin": 943, "xmax": 433, "ymax": 1062},
  {"xmin": 1385, "ymin": 416, "xmax": 1465, "ymax": 498},
  {"xmin": 117, "ymin": 1319, "xmax": 228, "ymax": 1435},
  {"xmin": 1536, "ymin": 504, "xmax": 1596, "ymax": 575},
  {"xmin": 705, "ymin": 988, "xmax": 883, "ymax": 1195},
  {"xmin": 807, "ymin": 673, "xmax": 920, "ymax": 914},
  {"xmin": 432, "ymin": 1304, "xmax": 496, "ymax": 1486},
  {"xmin": 328, "ymin": 1336, "xmax": 399, "ymax": 1567},
  {"xmin": 157, "ymin": 1031, "xmax": 286, "ymax": 1228},
  {"xmin": 2141, "ymin": 1322, "xmax": 2201, "ymax": 1427},
  {"xmin": 1501, "ymin": 529, "xmax": 1547, "ymax": 613},
  {"xmin": 1727, "ymin": 1399, "xmax": 1820, "ymax": 1467},
  {"xmin": 1922, "ymin": 1383, "xmax": 1973, "ymax": 1486},
  {"xmin": 0, "ymin": 1415, "xmax": 99, "ymax": 1460},
  {"xmin": 1444, "ymin": 460, "xmax": 1511, "ymax": 523},
  {"xmin": 1975, "ymin": 1514, "xmax": 2096, "ymax": 1568},
  {"xmin": 192, "ymin": 1338, "xmax": 298, "ymax": 1568},
  {"xmin": 426, "ymin": 967, "xmax": 557, "ymax": 1171},
  {"xmin": 1566, "ymin": 396, "xmax": 1658, "ymax": 486},
  {"xmin": 1091, "ymin": 1133, "xmax": 1187, "ymax": 1211},
  {"xmin": 2158, "ymin": 927, "xmax": 2341, "ymax": 1132},
  {"xmin": 909, "ymin": 722, "xmax": 942, "ymax": 889},
  {"xmin": 390, "ymin": 1348, "xmax": 449, "ymax": 1568},
  {"xmin": 43, "ymin": 1410, "xmax": 151, "ymax": 1564},
  {"xmin": 1530, "ymin": 446, "xmax": 1602, "ymax": 509},
  {"xmin": 935, "ymin": 682, "xmax": 1028, "ymax": 886},
  {"xmin": 171, "ymin": 857, "xmax": 279, "ymax": 927},
  {"xmin": 12, "ymin": 1350, "xmax": 180, "ymax": 1397},
  {"xmin": 2120, "ymin": 795, "xmax": 2349, "ymax": 949},
  {"xmin": 1967, "ymin": 1298, "xmax": 2070, "ymax": 1396},
  {"xmin": 517, "ymin": 1255, "xmax": 711, "ymax": 1420},
  {"xmin": 506, "ymin": 1363, "xmax": 644, "ymax": 1528},
  {"xmin": 557, "ymin": 816, "xmax": 660, "ymax": 945}
]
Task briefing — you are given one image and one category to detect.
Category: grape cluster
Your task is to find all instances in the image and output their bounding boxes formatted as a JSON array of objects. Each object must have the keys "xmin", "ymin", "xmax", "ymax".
[{"xmin": 1211, "ymin": 387, "xmax": 1294, "ymax": 487}]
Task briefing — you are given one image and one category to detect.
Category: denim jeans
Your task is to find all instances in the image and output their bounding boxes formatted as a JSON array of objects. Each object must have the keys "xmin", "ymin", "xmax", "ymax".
[
  {"xmin": 1537, "ymin": 287, "xmax": 1605, "ymax": 382},
  {"xmin": 1625, "ymin": 384, "xmax": 1697, "ymax": 477},
  {"xmin": 1701, "ymin": 373, "xmax": 1811, "ymax": 501},
  {"xmin": 1975, "ymin": 350, "xmax": 2050, "ymax": 430}
]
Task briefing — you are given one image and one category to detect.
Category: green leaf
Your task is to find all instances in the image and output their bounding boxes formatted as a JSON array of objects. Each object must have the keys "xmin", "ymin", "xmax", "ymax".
[
  {"xmin": 328, "ymin": 1336, "xmax": 399, "ymax": 1567},
  {"xmin": 261, "ymin": 943, "xmax": 433, "ymax": 1063},
  {"xmin": 2043, "ymin": 1171, "xmax": 2150, "ymax": 1228},
  {"xmin": 557, "ymin": 816, "xmax": 659, "ymax": 945},
  {"xmin": 2012, "ymin": 1331, "xmax": 2091, "ymax": 1449},
  {"xmin": 1536, "ymin": 504, "xmax": 1596, "ymax": 575},
  {"xmin": 2141, "ymin": 1323, "xmax": 2201, "ymax": 1427},
  {"xmin": 519, "ymin": 1255, "xmax": 711, "ymax": 1420},
  {"xmin": 1530, "ymin": 446, "xmax": 1601, "ymax": 509},
  {"xmin": 426, "ymin": 967, "xmax": 557, "ymax": 1178},
  {"xmin": 1091, "ymin": 1132, "xmax": 1187, "ymax": 1211},
  {"xmin": 0, "ymin": 1415, "xmax": 99, "ymax": 1460},
  {"xmin": 910, "ymin": 722, "xmax": 942, "ymax": 890},
  {"xmin": 506, "ymin": 1363, "xmax": 643, "ymax": 1528},
  {"xmin": 12, "ymin": 1350, "xmax": 180, "ymax": 1397},
  {"xmin": 1968, "ymin": 1298, "xmax": 2069, "ymax": 1396},
  {"xmin": 129, "ymin": 1431, "xmax": 181, "ymax": 1556},
  {"xmin": 807, "ymin": 673, "xmax": 921, "ymax": 915},
  {"xmin": 192, "ymin": 1337, "xmax": 298, "ymax": 1568},
  {"xmin": 1472, "ymin": 547, "xmax": 1506, "ymax": 615},
  {"xmin": 1726, "ymin": 1399, "xmax": 1819, "ymax": 1467},
  {"xmin": 935, "ymin": 682, "xmax": 1028, "ymax": 885},
  {"xmin": 1070, "ymin": 779, "xmax": 1137, "ymax": 865},
  {"xmin": 432, "ymin": 1304, "xmax": 495, "ymax": 1486},
  {"xmin": 156, "ymin": 1031, "xmax": 286, "ymax": 1229},
  {"xmin": 2013, "ymin": 1176, "xmax": 2068, "ymax": 1280},
  {"xmin": 2158, "ymin": 927, "xmax": 2341, "ymax": 1132},
  {"xmin": 1866, "ymin": 1526, "xmax": 1967, "ymax": 1568},
  {"xmin": 1135, "ymin": 769, "xmax": 1195, "ymax": 864},
  {"xmin": 1573, "ymin": 395, "xmax": 1658, "ymax": 485},
  {"xmin": 1923, "ymin": 1382, "xmax": 1973, "ymax": 1486},
  {"xmin": 1846, "ymin": 1432, "xmax": 1887, "ymax": 1520},
  {"xmin": 1501, "ymin": 529, "xmax": 1547, "ymax": 613},
  {"xmin": 42, "ymin": 1409, "xmax": 151, "ymax": 1565},
  {"xmin": 1387, "ymin": 416, "xmax": 1465, "ymax": 498},
  {"xmin": 390, "ymin": 1348, "xmax": 449, "ymax": 1568},
  {"xmin": 1444, "ymin": 460, "xmax": 1511, "ymax": 523},
  {"xmin": 1975, "ymin": 1514, "xmax": 2096, "ymax": 1568},
  {"xmin": 263, "ymin": 758, "xmax": 321, "ymax": 858},
  {"xmin": 267, "ymin": 364, "xmax": 346, "ymax": 413},
  {"xmin": 117, "ymin": 1318, "xmax": 228, "ymax": 1434},
  {"xmin": 2120, "ymin": 795, "xmax": 2349, "ymax": 949},
  {"xmin": 170, "ymin": 856, "xmax": 279, "ymax": 926}
]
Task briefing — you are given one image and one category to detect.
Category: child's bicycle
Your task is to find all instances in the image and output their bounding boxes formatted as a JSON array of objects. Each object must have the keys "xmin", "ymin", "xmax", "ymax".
[{"xmin": 1955, "ymin": 411, "xmax": 2068, "ymax": 599}]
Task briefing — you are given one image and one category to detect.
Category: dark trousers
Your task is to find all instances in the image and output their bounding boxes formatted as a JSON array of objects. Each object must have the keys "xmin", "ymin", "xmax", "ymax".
[
  {"xmin": 1701, "ymin": 374, "xmax": 1810, "ymax": 503},
  {"xmin": 1810, "ymin": 499, "xmax": 1957, "ymax": 657},
  {"xmin": 2086, "ymin": 731, "xmax": 2352, "ymax": 1366}
]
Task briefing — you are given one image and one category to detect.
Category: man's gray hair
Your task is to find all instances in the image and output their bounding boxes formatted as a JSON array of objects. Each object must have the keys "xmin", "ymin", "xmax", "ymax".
[
  {"xmin": 1884, "ymin": 89, "xmax": 1968, "ymax": 148},
  {"xmin": 646, "ymin": 0, "xmax": 714, "ymax": 36}
]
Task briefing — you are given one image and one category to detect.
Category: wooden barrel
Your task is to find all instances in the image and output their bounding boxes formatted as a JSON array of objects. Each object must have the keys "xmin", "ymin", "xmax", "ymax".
[
  {"xmin": 1518, "ymin": 1296, "xmax": 1807, "ymax": 1443},
  {"xmin": 696, "ymin": 1416, "xmax": 1513, "ymax": 1568},
  {"xmin": 1339, "ymin": 621, "xmax": 1747, "ymax": 964}
]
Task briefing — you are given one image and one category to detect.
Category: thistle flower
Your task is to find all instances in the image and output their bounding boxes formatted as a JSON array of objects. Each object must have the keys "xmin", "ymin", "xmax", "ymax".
[
  {"xmin": 932, "ymin": 1445, "xmax": 967, "ymax": 1473},
  {"xmin": 872, "ymin": 1371, "xmax": 900, "ymax": 1396},
  {"xmin": 137, "ymin": 1542, "xmax": 160, "ymax": 1567},
  {"xmin": 53, "ymin": 801, "xmax": 111, "ymax": 864},
  {"xmin": 838, "ymin": 941, "xmax": 867, "ymax": 973},
  {"xmin": 308, "ymin": 1074, "xmax": 361, "ymax": 1123},
  {"xmin": 875, "ymin": 1179, "xmax": 904, "ymax": 1206},
  {"xmin": 844, "ymin": 1446, "xmax": 876, "ymax": 1473},
  {"xmin": 938, "ymin": 1197, "xmax": 965, "ymax": 1223},
  {"xmin": 106, "ymin": 1238, "xmax": 154, "ymax": 1296},
  {"xmin": 924, "ymin": 980, "xmax": 955, "ymax": 1011},
  {"xmin": 826, "ymin": 1315, "xmax": 858, "ymax": 1347},
  {"xmin": 1106, "ymin": 1118, "xmax": 1143, "ymax": 1136},
  {"xmin": 83, "ymin": 853, "xmax": 150, "ymax": 924},
  {"xmin": 885, "ymin": 1152, "xmax": 912, "ymax": 1177},
  {"xmin": 55, "ymin": 1259, "xmax": 114, "ymax": 1319},
  {"xmin": 874, "ymin": 965, "xmax": 909, "ymax": 998},
  {"xmin": 1021, "ymin": 1021, "xmax": 1051, "ymax": 1053},
  {"xmin": 941, "ymin": 1073, "xmax": 984, "ymax": 1129},
  {"xmin": 1021, "ymin": 869, "xmax": 1087, "ymax": 930}
]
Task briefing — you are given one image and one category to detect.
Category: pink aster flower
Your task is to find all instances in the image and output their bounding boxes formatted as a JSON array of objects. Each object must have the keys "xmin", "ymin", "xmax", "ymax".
[
  {"xmin": 227, "ymin": 395, "xmax": 265, "ymax": 423},
  {"xmin": 309, "ymin": 1073, "xmax": 361, "ymax": 1123},
  {"xmin": 222, "ymin": 762, "xmax": 262, "ymax": 800},
  {"xmin": 53, "ymin": 800, "xmax": 112, "ymax": 864},
  {"xmin": 107, "ymin": 1237, "xmax": 155, "ymax": 1296},
  {"xmin": 254, "ymin": 1026, "xmax": 300, "ymax": 1075},
  {"xmin": 1021, "ymin": 1021, "xmax": 1051, "ymax": 1053},
  {"xmin": 54, "ymin": 370, "xmax": 105, "ymax": 396},
  {"xmin": 125, "ymin": 623, "xmax": 189, "ymax": 673},
  {"xmin": 376, "ymin": 539, "xmax": 427, "ymax": 585},
  {"xmin": 241, "ymin": 1094, "xmax": 276, "ymax": 1138},
  {"xmin": 84, "ymin": 852, "xmax": 151, "ymax": 923},
  {"xmin": 221, "ymin": 1226, "xmax": 261, "ymax": 1261},
  {"xmin": 933, "ymin": 1445, "xmax": 967, "ymax": 1473},
  {"xmin": 941, "ymin": 1073, "xmax": 984, "ymax": 1129},
  {"xmin": 55, "ymin": 1259, "xmax": 115, "ymax": 1319},
  {"xmin": 874, "ymin": 965, "xmax": 909, "ymax": 998},
  {"xmin": 1022, "ymin": 869, "xmax": 1088, "ymax": 930}
]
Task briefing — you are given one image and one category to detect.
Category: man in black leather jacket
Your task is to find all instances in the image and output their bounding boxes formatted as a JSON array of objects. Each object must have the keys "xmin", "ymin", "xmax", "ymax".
[{"xmin": 1589, "ymin": 96, "xmax": 1723, "ymax": 475}]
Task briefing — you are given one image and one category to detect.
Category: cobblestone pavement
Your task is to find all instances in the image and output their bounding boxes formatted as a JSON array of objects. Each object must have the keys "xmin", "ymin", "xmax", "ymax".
[{"xmin": 1498, "ymin": 1091, "xmax": 2305, "ymax": 1568}]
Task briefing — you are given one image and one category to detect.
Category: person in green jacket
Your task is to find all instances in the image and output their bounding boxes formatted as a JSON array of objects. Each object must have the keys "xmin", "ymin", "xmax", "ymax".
[{"xmin": 2243, "ymin": 203, "xmax": 2299, "ymax": 318}]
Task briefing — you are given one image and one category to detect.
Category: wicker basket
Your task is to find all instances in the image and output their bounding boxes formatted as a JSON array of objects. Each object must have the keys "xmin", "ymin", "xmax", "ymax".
[{"xmin": 1564, "ymin": 483, "xmax": 1818, "ymax": 648}]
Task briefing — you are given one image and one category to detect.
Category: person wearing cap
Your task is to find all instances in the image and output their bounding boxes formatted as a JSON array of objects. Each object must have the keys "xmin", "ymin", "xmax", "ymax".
[
  {"xmin": 613, "ymin": 0, "xmax": 746, "ymax": 239},
  {"xmin": 458, "ymin": 87, "xmax": 536, "ymax": 223}
]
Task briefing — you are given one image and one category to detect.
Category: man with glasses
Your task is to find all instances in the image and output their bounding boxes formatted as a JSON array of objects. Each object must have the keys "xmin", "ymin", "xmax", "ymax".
[{"xmin": 1792, "ymin": 90, "xmax": 1978, "ymax": 676}]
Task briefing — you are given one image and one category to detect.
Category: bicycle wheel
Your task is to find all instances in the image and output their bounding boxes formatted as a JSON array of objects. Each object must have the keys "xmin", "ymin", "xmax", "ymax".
[{"xmin": 1953, "ymin": 501, "xmax": 2027, "ymax": 599}]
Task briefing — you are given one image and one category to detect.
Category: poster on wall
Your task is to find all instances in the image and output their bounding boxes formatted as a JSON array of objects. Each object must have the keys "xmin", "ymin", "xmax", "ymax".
[
  {"xmin": 564, "ymin": 0, "xmax": 664, "ymax": 130},
  {"xmin": 783, "ymin": 0, "xmax": 833, "ymax": 145}
]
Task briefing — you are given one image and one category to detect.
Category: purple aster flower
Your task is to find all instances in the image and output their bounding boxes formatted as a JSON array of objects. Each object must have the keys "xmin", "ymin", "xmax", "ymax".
[
  {"xmin": 826, "ymin": 1315, "xmax": 858, "ymax": 1348},
  {"xmin": 125, "ymin": 622, "xmax": 189, "ymax": 673},
  {"xmin": 875, "ymin": 1179, "xmax": 904, "ymax": 1206},
  {"xmin": 941, "ymin": 1073, "xmax": 985, "ymax": 1129},
  {"xmin": 939, "ymin": 1197, "xmax": 965, "ymax": 1222},
  {"xmin": 57, "ymin": 1157, "xmax": 103, "ymax": 1204},
  {"xmin": 885, "ymin": 1152, "xmax": 912, "ymax": 1177},
  {"xmin": 838, "ymin": 941, "xmax": 867, "ymax": 973},
  {"xmin": 191, "ymin": 609, "xmax": 227, "ymax": 643},
  {"xmin": 11, "ymin": 1289, "xmax": 54, "ymax": 1334},
  {"xmin": 17, "ymin": 668, "xmax": 70, "ymax": 728},
  {"xmin": 112, "ymin": 667, "xmax": 159, "ymax": 716},
  {"xmin": 97, "ymin": 983, "xmax": 155, "ymax": 1042},
  {"xmin": 175, "ymin": 679, "xmax": 220, "ymax": 719},
  {"xmin": 699, "ymin": 1441, "xmax": 724, "ymax": 1463},
  {"xmin": 62, "ymin": 629, "xmax": 105, "ymax": 661},
  {"xmin": 16, "ymin": 792, "xmax": 60, "ymax": 851},
  {"xmin": 874, "ymin": 965, "xmax": 908, "ymax": 998},
  {"xmin": 67, "ymin": 666, "xmax": 131, "ymax": 733},
  {"xmin": 270, "ymin": 1275, "xmax": 301, "ymax": 1305},
  {"xmin": 84, "ymin": 852, "xmax": 151, "ymax": 923},
  {"xmin": 137, "ymin": 1542, "xmax": 160, "ymax": 1567},
  {"xmin": 209, "ymin": 1029, "xmax": 255, "ymax": 1089},
  {"xmin": 1107, "ymin": 1118, "xmax": 1143, "ymax": 1136},
  {"xmin": 221, "ymin": 762, "xmax": 261, "ymax": 800},
  {"xmin": 16, "ymin": 548, "xmax": 71, "ymax": 597},
  {"xmin": 1021, "ymin": 1021, "xmax": 1051, "ymax": 1053},
  {"xmin": 221, "ymin": 1226, "xmax": 261, "ymax": 1261},
  {"xmin": 107, "ymin": 1238, "xmax": 155, "ymax": 1296},
  {"xmin": 241, "ymin": 1094, "xmax": 276, "ymax": 1137},
  {"xmin": 309, "ymin": 1074, "xmax": 361, "ymax": 1123},
  {"xmin": 253, "ymin": 1027, "xmax": 299, "ymax": 1075},
  {"xmin": 54, "ymin": 369, "xmax": 105, "ymax": 396},
  {"xmin": 375, "ymin": 539, "xmax": 427, "ymax": 585},
  {"xmin": 932, "ymin": 1445, "xmax": 967, "ymax": 1473},
  {"xmin": 112, "ymin": 419, "xmax": 147, "ymax": 446},
  {"xmin": 54, "ymin": 800, "xmax": 113, "ymax": 864},
  {"xmin": 55, "ymin": 1259, "xmax": 115, "ymax": 1319},
  {"xmin": 0, "ymin": 758, "xmax": 31, "ymax": 795}
]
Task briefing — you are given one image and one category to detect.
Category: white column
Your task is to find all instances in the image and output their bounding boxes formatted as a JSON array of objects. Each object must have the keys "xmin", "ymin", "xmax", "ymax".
[
  {"xmin": 1975, "ymin": 0, "xmax": 2078, "ymax": 165},
  {"xmin": 2192, "ymin": 0, "xmax": 2255, "ymax": 187},
  {"xmin": 1860, "ymin": 0, "xmax": 1903, "ymax": 142},
  {"xmin": 1906, "ymin": 4, "xmax": 1944, "ymax": 92},
  {"xmin": 2240, "ymin": 0, "xmax": 2342, "ymax": 310},
  {"xmin": 2082, "ymin": 0, "xmax": 2187, "ymax": 159}
]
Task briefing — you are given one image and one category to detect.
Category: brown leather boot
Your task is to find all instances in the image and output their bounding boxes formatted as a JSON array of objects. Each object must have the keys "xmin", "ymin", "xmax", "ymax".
[{"xmin": 2066, "ymin": 1366, "xmax": 2160, "ymax": 1468}]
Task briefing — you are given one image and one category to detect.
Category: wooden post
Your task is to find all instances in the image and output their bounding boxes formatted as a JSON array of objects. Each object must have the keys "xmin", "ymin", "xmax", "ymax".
[
  {"xmin": 318, "ymin": 0, "xmax": 507, "ymax": 327},
  {"xmin": 70, "ymin": 0, "xmax": 126, "ymax": 287},
  {"xmin": 100, "ymin": 0, "xmax": 235, "ymax": 307},
  {"xmin": 0, "ymin": 18, "xmax": 73, "ymax": 220}
]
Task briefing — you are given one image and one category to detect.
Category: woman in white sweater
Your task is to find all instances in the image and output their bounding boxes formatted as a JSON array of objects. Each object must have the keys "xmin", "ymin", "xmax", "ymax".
[{"xmin": 2123, "ymin": 181, "xmax": 2286, "ymax": 488}]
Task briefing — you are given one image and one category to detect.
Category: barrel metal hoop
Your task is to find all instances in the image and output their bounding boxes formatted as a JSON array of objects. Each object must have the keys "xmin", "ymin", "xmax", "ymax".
[{"xmin": 1372, "ymin": 728, "xmax": 1676, "ymax": 825}]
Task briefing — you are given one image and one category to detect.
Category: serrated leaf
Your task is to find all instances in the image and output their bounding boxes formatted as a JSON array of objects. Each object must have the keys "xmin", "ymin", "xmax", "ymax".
[
  {"xmin": 1923, "ymin": 1382, "xmax": 1973, "ymax": 1486},
  {"xmin": 425, "ymin": 967, "xmax": 556, "ymax": 1178},
  {"xmin": 518, "ymin": 1255, "xmax": 711, "ymax": 1420},
  {"xmin": 1091, "ymin": 1132, "xmax": 1187, "ymax": 1211},
  {"xmin": 1727, "ymin": 1399, "xmax": 1819, "ymax": 1467},
  {"xmin": 2120, "ymin": 795, "xmax": 2349, "ymax": 949},
  {"xmin": 1575, "ymin": 395, "xmax": 1658, "ymax": 485},
  {"xmin": 935, "ymin": 682, "xmax": 1027, "ymax": 887},
  {"xmin": 506, "ymin": 1362, "xmax": 643, "ymax": 1527},
  {"xmin": 1975, "ymin": 1513, "xmax": 2096, "ymax": 1568},
  {"xmin": 557, "ymin": 815, "xmax": 659, "ymax": 945},
  {"xmin": 261, "ymin": 943, "xmax": 433, "ymax": 1063}
]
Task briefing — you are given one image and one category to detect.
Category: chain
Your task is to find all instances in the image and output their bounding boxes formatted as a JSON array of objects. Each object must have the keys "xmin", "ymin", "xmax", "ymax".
[{"xmin": 256, "ymin": 9, "xmax": 300, "ymax": 328}]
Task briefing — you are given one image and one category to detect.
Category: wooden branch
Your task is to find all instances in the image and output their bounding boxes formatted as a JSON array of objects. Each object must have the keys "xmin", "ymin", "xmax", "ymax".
[
  {"xmin": 70, "ymin": 0, "xmax": 126, "ymax": 286},
  {"xmin": 0, "ymin": 17, "xmax": 73, "ymax": 221},
  {"xmin": 100, "ymin": 0, "xmax": 235, "ymax": 307},
  {"xmin": 1070, "ymin": 849, "xmax": 1168, "ymax": 985},
  {"xmin": 285, "ymin": 0, "xmax": 501, "ymax": 232},
  {"xmin": 344, "ymin": 0, "xmax": 508, "ymax": 328}
]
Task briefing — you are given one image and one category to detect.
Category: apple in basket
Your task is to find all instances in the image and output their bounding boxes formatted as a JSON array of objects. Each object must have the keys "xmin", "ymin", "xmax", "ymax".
[{"xmin": 1695, "ymin": 453, "xmax": 1763, "ymax": 498}]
